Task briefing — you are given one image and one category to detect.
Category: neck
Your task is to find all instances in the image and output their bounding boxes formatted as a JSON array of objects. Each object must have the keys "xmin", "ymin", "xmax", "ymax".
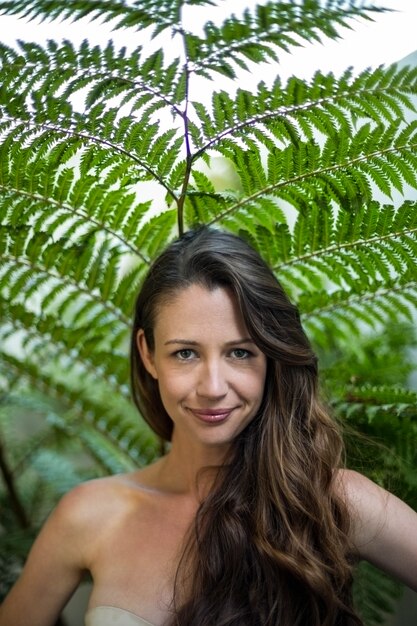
[{"xmin": 158, "ymin": 434, "xmax": 230, "ymax": 501}]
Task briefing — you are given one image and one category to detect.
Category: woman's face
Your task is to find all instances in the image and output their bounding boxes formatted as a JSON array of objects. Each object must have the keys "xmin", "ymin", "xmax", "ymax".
[{"xmin": 137, "ymin": 284, "xmax": 267, "ymax": 451}]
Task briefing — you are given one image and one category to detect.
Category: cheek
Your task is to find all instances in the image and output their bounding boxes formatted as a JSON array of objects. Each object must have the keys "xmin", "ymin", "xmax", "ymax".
[
  {"xmin": 155, "ymin": 369, "xmax": 190, "ymax": 402},
  {"xmin": 234, "ymin": 366, "xmax": 266, "ymax": 401},
  {"xmin": 253, "ymin": 368, "xmax": 267, "ymax": 407}
]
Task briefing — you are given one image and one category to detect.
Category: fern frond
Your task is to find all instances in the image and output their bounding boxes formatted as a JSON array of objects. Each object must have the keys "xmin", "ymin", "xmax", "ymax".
[
  {"xmin": 301, "ymin": 278, "xmax": 417, "ymax": 348},
  {"xmin": 0, "ymin": 114, "xmax": 180, "ymax": 201},
  {"xmin": 0, "ymin": 144, "xmax": 162, "ymax": 266},
  {"xmin": 0, "ymin": 40, "xmax": 186, "ymax": 195},
  {"xmin": 133, "ymin": 210, "xmax": 177, "ymax": 259},
  {"xmin": 0, "ymin": 0, "xmax": 183, "ymax": 37},
  {"xmin": 0, "ymin": 225, "xmax": 132, "ymax": 324},
  {"xmin": 0, "ymin": 35, "xmax": 184, "ymax": 134},
  {"xmin": 0, "ymin": 352, "xmax": 158, "ymax": 467},
  {"xmin": 186, "ymin": 1, "xmax": 386, "ymax": 79},
  {"xmin": 207, "ymin": 123, "xmax": 417, "ymax": 224},
  {"xmin": 192, "ymin": 64, "xmax": 417, "ymax": 155},
  {"xmin": 339, "ymin": 384, "xmax": 417, "ymax": 421},
  {"xmin": 277, "ymin": 201, "xmax": 417, "ymax": 283},
  {"xmin": 0, "ymin": 305, "xmax": 129, "ymax": 391}
]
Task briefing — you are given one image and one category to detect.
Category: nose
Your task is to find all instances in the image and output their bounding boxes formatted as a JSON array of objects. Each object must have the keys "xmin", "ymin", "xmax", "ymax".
[{"xmin": 196, "ymin": 359, "xmax": 228, "ymax": 399}]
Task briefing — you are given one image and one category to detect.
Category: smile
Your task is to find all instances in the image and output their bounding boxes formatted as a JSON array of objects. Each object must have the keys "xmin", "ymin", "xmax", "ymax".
[{"xmin": 188, "ymin": 408, "xmax": 236, "ymax": 423}]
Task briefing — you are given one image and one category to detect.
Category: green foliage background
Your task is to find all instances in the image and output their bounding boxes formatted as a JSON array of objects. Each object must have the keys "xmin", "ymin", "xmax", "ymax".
[{"xmin": 0, "ymin": 1, "xmax": 416, "ymax": 623}]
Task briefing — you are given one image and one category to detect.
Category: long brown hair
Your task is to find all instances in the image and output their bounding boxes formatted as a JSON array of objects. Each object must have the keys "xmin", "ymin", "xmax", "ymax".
[{"xmin": 130, "ymin": 227, "xmax": 362, "ymax": 626}]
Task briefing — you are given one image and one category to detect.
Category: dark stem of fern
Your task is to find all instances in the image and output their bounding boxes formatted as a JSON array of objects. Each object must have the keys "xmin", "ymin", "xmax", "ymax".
[
  {"xmin": 176, "ymin": 26, "xmax": 194, "ymax": 237},
  {"xmin": 176, "ymin": 102, "xmax": 191, "ymax": 235},
  {"xmin": 0, "ymin": 435, "xmax": 30, "ymax": 529},
  {"xmin": 177, "ymin": 151, "xmax": 192, "ymax": 237}
]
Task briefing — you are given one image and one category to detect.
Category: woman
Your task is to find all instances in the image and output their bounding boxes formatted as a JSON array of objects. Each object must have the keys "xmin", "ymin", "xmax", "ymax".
[{"xmin": 0, "ymin": 227, "xmax": 416, "ymax": 626}]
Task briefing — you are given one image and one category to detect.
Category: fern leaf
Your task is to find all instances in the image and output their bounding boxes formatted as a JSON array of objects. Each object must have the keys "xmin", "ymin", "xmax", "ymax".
[{"xmin": 187, "ymin": 2, "xmax": 386, "ymax": 79}]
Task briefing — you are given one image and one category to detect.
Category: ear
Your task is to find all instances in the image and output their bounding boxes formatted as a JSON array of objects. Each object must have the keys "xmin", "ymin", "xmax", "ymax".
[{"xmin": 136, "ymin": 329, "xmax": 158, "ymax": 379}]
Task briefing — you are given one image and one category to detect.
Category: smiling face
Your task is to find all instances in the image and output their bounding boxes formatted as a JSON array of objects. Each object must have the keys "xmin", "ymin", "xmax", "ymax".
[{"xmin": 137, "ymin": 283, "xmax": 267, "ymax": 452}]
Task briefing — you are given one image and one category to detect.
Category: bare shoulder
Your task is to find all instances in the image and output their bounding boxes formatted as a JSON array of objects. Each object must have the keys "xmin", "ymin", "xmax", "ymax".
[
  {"xmin": 55, "ymin": 471, "xmax": 151, "ymax": 528},
  {"xmin": 333, "ymin": 469, "xmax": 417, "ymax": 590},
  {"xmin": 45, "ymin": 472, "xmax": 147, "ymax": 554},
  {"xmin": 333, "ymin": 469, "xmax": 389, "ymax": 545},
  {"xmin": 334, "ymin": 468, "xmax": 388, "ymax": 510},
  {"xmin": 57, "ymin": 474, "xmax": 131, "ymax": 515},
  {"xmin": 53, "ymin": 476, "xmax": 119, "ymax": 527}
]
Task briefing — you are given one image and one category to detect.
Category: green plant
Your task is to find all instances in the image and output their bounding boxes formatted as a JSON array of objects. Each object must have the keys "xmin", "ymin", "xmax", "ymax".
[{"xmin": 0, "ymin": 1, "xmax": 416, "ymax": 623}]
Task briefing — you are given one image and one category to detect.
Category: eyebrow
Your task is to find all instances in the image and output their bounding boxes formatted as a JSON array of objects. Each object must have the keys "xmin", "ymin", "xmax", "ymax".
[{"xmin": 164, "ymin": 338, "xmax": 255, "ymax": 346}]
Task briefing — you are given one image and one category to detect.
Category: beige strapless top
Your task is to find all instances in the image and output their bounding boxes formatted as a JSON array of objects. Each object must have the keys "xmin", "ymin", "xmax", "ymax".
[{"xmin": 85, "ymin": 606, "xmax": 156, "ymax": 626}]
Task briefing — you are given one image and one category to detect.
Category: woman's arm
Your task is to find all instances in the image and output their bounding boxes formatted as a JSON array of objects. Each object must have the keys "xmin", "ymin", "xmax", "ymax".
[
  {"xmin": 0, "ymin": 483, "xmax": 95, "ymax": 626},
  {"xmin": 338, "ymin": 469, "xmax": 417, "ymax": 591}
]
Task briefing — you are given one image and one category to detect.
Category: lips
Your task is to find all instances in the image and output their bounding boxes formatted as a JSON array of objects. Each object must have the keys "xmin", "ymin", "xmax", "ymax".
[{"xmin": 188, "ymin": 408, "xmax": 235, "ymax": 423}]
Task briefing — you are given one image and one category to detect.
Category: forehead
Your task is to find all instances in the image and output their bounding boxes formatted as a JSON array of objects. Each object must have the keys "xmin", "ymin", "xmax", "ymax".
[{"xmin": 153, "ymin": 284, "xmax": 248, "ymax": 339}]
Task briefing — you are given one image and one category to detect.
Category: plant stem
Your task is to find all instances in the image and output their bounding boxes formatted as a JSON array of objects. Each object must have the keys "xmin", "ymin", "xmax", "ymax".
[{"xmin": 176, "ymin": 24, "xmax": 193, "ymax": 237}]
